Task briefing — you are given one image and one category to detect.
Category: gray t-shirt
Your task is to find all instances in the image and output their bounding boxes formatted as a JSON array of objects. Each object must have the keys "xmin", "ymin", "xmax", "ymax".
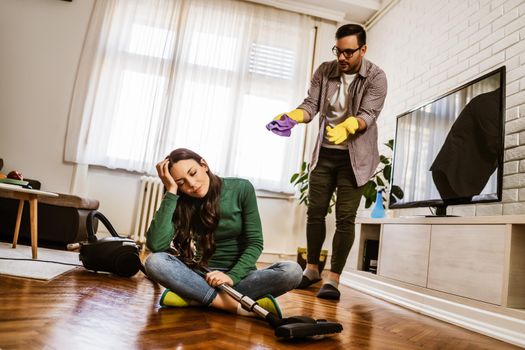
[{"xmin": 322, "ymin": 73, "xmax": 356, "ymax": 149}]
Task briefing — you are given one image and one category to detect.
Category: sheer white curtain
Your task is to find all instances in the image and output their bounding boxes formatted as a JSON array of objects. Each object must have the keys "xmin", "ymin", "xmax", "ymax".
[{"xmin": 65, "ymin": 0, "xmax": 313, "ymax": 192}]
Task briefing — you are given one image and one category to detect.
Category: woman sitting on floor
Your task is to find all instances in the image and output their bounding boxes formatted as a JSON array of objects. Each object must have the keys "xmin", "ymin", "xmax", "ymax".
[{"xmin": 144, "ymin": 148, "xmax": 302, "ymax": 318}]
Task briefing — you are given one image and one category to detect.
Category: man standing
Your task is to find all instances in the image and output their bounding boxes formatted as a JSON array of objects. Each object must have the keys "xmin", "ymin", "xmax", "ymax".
[{"xmin": 269, "ymin": 24, "xmax": 387, "ymax": 300}]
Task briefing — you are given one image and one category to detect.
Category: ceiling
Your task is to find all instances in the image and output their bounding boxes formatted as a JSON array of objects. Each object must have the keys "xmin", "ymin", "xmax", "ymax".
[
  {"xmin": 247, "ymin": 0, "xmax": 386, "ymax": 25},
  {"xmin": 294, "ymin": 0, "xmax": 384, "ymax": 24}
]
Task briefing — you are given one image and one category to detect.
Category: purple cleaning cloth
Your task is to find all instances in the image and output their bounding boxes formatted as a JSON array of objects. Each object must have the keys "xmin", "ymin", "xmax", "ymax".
[
  {"xmin": 271, "ymin": 127, "xmax": 292, "ymax": 137},
  {"xmin": 266, "ymin": 114, "xmax": 298, "ymax": 137}
]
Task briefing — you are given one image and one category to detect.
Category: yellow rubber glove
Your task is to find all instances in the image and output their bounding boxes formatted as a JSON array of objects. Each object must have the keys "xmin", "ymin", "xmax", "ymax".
[
  {"xmin": 326, "ymin": 116, "xmax": 359, "ymax": 145},
  {"xmin": 273, "ymin": 109, "xmax": 305, "ymax": 123}
]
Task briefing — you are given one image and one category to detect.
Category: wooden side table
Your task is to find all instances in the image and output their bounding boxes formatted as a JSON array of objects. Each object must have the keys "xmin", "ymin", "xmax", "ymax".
[{"xmin": 0, "ymin": 183, "xmax": 58, "ymax": 259}]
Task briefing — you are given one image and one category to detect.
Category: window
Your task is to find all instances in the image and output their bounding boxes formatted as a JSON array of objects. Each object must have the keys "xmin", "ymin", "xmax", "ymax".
[
  {"xmin": 248, "ymin": 43, "xmax": 294, "ymax": 79},
  {"xmin": 66, "ymin": 0, "xmax": 313, "ymax": 192}
]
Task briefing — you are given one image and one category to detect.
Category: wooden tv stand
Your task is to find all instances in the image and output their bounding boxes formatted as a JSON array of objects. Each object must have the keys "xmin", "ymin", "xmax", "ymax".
[{"xmin": 352, "ymin": 215, "xmax": 525, "ymax": 308}]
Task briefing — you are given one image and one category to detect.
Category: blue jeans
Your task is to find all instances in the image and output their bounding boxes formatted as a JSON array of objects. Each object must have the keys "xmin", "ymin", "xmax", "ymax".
[{"xmin": 145, "ymin": 252, "xmax": 302, "ymax": 306}]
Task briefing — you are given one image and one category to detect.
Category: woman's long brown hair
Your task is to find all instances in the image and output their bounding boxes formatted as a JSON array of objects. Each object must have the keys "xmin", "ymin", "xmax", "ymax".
[{"xmin": 167, "ymin": 148, "xmax": 222, "ymax": 267}]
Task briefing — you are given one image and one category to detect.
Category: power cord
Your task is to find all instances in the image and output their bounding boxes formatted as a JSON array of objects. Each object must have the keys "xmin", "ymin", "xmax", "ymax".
[{"xmin": 0, "ymin": 257, "xmax": 82, "ymax": 267}]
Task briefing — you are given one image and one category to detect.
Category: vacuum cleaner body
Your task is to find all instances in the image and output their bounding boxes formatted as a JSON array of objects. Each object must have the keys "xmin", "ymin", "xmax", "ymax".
[
  {"xmin": 80, "ymin": 236, "xmax": 141, "ymax": 277},
  {"xmin": 79, "ymin": 211, "xmax": 142, "ymax": 277}
]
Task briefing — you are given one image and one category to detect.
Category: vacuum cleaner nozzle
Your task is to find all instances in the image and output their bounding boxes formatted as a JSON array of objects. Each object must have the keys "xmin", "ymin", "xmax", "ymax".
[
  {"xmin": 274, "ymin": 320, "xmax": 343, "ymax": 339},
  {"xmin": 266, "ymin": 313, "xmax": 343, "ymax": 339}
]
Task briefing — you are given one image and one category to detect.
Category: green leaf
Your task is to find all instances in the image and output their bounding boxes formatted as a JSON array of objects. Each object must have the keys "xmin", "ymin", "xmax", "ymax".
[
  {"xmin": 363, "ymin": 188, "xmax": 375, "ymax": 201},
  {"xmin": 365, "ymin": 197, "xmax": 373, "ymax": 209},
  {"xmin": 297, "ymin": 173, "xmax": 308, "ymax": 184},
  {"xmin": 301, "ymin": 161, "xmax": 307, "ymax": 172},
  {"xmin": 391, "ymin": 185, "xmax": 404, "ymax": 200},
  {"xmin": 383, "ymin": 165, "xmax": 391, "ymax": 182},
  {"xmin": 376, "ymin": 176, "xmax": 385, "ymax": 187},
  {"xmin": 290, "ymin": 173, "xmax": 299, "ymax": 183},
  {"xmin": 363, "ymin": 186, "xmax": 377, "ymax": 208},
  {"xmin": 379, "ymin": 155, "xmax": 389, "ymax": 164},
  {"xmin": 390, "ymin": 195, "xmax": 397, "ymax": 205},
  {"xmin": 363, "ymin": 181, "xmax": 375, "ymax": 197},
  {"xmin": 386, "ymin": 139, "xmax": 393, "ymax": 150}
]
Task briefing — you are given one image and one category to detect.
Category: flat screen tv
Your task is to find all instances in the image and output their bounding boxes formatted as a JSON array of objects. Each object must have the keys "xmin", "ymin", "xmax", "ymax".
[{"xmin": 389, "ymin": 66, "xmax": 505, "ymax": 216}]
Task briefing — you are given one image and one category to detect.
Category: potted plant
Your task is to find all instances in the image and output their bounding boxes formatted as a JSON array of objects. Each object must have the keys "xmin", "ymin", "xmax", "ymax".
[{"xmin": 290, "ymin": 139, "xmax": 404, "ymax": 211}]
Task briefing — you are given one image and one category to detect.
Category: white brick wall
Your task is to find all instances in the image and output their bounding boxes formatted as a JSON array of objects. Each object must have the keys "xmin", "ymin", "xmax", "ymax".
[{"xmin": 367, "ymin": 0, "xmax": 525, "ymax": 216}]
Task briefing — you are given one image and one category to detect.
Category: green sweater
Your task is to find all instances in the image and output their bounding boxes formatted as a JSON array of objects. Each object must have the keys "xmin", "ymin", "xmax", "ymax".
[{"xmin": 146, "ymin": 177, "xmax": 263, "ymax": 285}]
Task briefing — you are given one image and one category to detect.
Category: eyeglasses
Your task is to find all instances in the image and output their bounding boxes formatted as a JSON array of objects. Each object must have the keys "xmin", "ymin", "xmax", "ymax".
[{"xmin": 332, "ymin": 45, "xmax": 362, "ymax": 59}]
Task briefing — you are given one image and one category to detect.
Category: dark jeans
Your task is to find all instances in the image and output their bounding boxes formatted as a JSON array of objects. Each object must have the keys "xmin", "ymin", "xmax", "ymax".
[{"xmin": 306, "ymin": 147, "xmax": 364, "ymax": 274}]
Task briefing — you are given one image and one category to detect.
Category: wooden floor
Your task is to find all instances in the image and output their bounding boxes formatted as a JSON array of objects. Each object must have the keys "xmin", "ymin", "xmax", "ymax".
[{"xmin": 0, "ymin": 267, "xmax": 521, "ymax": 350}]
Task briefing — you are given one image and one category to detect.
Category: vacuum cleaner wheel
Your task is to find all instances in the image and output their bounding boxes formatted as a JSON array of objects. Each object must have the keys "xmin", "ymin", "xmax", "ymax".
[{"xmin": 114, "ymin": 251, "xmax": 141, "ymax": 277}]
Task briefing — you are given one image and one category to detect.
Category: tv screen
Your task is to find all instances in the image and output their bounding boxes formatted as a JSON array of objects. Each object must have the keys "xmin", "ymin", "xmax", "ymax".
[{"xmin": 389, "ymin": 66, "xmax": 505, "ymax": 216}]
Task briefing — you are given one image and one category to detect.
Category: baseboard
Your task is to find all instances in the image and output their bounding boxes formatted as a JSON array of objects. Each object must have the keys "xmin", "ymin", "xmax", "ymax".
[
  {"xmin": 340, "ymin": 271, "xmax": 525, "ymax": 348},
  {"xmin": 259, "ymin": 251, "xmax": 332, "ymax": 270},
  {"xmin": 258, "ymin": 252, "xmax": 297, "ymax": 263}
]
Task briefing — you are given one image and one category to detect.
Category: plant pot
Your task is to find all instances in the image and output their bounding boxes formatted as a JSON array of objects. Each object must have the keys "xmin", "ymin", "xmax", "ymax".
[{"xmin": 296, "ymin": 247, "xmax": 328, "ymax": 273}]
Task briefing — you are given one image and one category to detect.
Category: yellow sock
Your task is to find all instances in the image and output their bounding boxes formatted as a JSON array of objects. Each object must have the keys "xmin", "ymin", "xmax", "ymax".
[
  {"xmin": 159, "ymin": 289, "xmax": 190, "ymax": 307},
  {"xmin": 256, "ymin": 294, "xmax": 282, "ymax": 318},
  {"xmin": 235, "ymin": 295, "xmax": 282, "ymax": 319}
]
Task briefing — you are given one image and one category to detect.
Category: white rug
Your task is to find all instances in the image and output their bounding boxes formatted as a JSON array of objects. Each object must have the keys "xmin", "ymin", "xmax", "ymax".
[{"xmin": 0, "ymin": 242, "xmax": 81, "ymax": 280}]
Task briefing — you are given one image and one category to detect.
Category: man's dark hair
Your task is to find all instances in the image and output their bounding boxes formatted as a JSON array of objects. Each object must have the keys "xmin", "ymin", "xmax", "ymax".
[{"xmin": 335, "ymin": 24, "xmax": 366, "ymax": 47}]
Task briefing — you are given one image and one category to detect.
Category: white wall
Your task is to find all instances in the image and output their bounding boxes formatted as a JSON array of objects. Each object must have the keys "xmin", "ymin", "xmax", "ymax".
[
  {"xmin": 0, "ymin": 0, "xmax": 153, "ymax": 238},
  {"xmin": 0, "ymin": 0, "xmax": 93, "ymax": 194},
  {"xmin": 366, "ymin": 0, "xmax": 525, "ymax": 216},
  {"xmin": 0, "ymin": 0, "xmax": 339, "ymax": 258}
]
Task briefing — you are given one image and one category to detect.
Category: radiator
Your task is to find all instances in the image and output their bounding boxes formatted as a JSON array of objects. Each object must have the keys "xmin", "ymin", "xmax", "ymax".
[{"xmin": 133, "ymin": 176, "xmax": 164, "ymax": 244}]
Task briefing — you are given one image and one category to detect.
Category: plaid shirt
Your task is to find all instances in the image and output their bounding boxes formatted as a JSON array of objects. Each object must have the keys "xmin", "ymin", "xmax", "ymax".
[{"xmin": 298, "ymin": 58, "xmax": 387, "ymax": 187}]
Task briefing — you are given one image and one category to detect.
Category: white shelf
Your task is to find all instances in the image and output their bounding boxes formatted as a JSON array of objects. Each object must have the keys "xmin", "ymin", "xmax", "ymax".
[{"xmin": 355, "ymin": 216, "xmax": 525, "ymax": 307}]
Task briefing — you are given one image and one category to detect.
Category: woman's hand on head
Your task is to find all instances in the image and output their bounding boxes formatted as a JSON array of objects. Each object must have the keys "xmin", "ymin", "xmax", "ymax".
[
  {"xmin": 205, "ymin": 270, "xmax": 233, "ymax": 287},
  {"xmin": 156, "ymin": 159, "xmax": 178, "ymax": 194}
]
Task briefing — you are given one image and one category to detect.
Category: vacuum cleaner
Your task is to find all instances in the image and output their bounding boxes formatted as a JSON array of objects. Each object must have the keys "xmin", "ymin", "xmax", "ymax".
[
  {"xmin": 196, "ymin": 266, "xmax": 343, "ymax": 340},
  {"xmin": 80, "ymin": 211, "xmax": 143, "ymax": 277}
]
